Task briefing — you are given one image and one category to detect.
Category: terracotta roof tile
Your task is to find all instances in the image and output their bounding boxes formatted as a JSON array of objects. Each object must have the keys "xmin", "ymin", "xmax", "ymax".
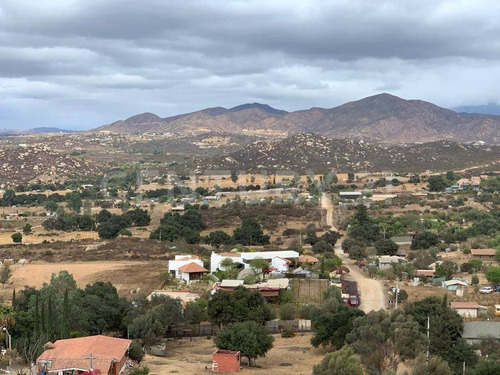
[{"xmin": 178, "ymin": 262, "xmax": 209, "ymax": 273}]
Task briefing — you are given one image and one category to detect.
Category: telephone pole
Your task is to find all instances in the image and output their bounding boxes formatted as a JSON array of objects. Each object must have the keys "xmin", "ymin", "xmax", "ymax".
[{"xmin": 395, "ymin": 278, "xmax": 399, "ymax": 309}]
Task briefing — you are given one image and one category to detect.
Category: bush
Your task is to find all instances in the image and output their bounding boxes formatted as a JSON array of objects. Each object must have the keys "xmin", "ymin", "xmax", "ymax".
[
  {"xmin": 281, "ymin": 327, "xmax": 296, "ymax": 338},
  {"xmin": 11, "ymin": 232, "xmax": 22, "ymax": 243},
  {"xmin": 120, "ymin": 229, "xmax": 132, "ymax": 236},
  {"xmin": 298, "ymin": 304, "xmax": 317, "ymax": 319},
  {"xmin": 128, "ymin": 341, "xmax": 145, "ymax": 363},
  {"xmin": 279, "ymin": 303, "xmax": 295, "ymax": 320}
]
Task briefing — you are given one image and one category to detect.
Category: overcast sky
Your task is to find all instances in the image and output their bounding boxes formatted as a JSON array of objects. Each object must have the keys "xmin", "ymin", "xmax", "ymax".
[{"xmin": 1, "ymin": 0, "xmax": 500, "ymax": 129}]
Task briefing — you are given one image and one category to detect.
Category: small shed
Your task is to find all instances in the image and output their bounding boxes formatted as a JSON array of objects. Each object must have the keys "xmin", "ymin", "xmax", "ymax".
[
  {"xmin": 442, "ymin": 279, "xmax": 468, "ymax": 291},
  {"xmin": 470, "ymin": 249, "xmax": 496, "ymax": 261},
  {"xmin": 213, "ymin": 350, "xmax": 241, "ymax": 372}
]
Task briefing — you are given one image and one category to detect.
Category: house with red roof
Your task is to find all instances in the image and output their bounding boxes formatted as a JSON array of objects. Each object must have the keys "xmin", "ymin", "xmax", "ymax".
[
  {"xmin": 168, "ymin": 254, "xmax": 205, "ymax": 280},
  {"xmin": 36, "ymin": 335, "xmax": 132, "ymax": 375},
  {"xmin": 177, "ymin": 262, "xmax": 209, "ymax": 284}
]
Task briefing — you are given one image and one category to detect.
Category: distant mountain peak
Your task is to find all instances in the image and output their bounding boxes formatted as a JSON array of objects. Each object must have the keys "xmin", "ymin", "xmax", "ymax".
[
  {"xmin": 228, "ymin": 103, "xmax": 288, "ymax": 115},
  {"xmin": 125, "ymin": 112, "xmax": 163, "ymax": 124}
]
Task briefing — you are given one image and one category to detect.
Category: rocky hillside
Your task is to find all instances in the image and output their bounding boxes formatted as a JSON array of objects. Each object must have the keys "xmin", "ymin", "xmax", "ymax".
[
  {"xmin": 93, "ymin": 94, "xmax": 500, "ymax": 144},
  {"xmin": 0, "ymin": 146, "xmax": 100, "ymax": 187},
  {"xmin": 192, "ymin": 133, "xmax": 500, "ymax": 173}
]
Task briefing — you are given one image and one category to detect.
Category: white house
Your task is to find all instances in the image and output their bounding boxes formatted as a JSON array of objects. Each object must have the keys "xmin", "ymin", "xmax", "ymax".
[
  {"xmin": 377, "ymin": 255, "xmax": 407, "ymax": 270},
  {"xmin": 450, "ymin": 302, "xmax": 486, "ymax": 319},
  {"xmin": 169, "ymin": 255, "xmax": 204, "ymax": 278},
  {"xmin": 270, "ymin": 257, "xmax": 292, "ymax": 273},
  {"xmin": 211, "ymin": 250, "xmax": 299, "ymax": 273},
  {"xmin": 176, "ymin": 263, "xmax": 209, "ymax": 284}
]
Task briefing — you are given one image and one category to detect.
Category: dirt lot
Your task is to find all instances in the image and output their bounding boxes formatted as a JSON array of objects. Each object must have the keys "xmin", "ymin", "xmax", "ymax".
[
  {"xmin": 0, "ymin": 261, "xmax": 166, "ymax": 300},
  {"xmin": 144, "ymin": 333, "xmax": 325, "ymax": 375}
]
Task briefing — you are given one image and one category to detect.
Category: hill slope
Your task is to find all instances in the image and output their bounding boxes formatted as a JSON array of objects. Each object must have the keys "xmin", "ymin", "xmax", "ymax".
[
  {"xmin": 192, "ymin": 133, "xmax": 500, "ymax": 173},
  {"xmin": 93, "ymin": 94, "xmax": 500, "ymax": 144}
]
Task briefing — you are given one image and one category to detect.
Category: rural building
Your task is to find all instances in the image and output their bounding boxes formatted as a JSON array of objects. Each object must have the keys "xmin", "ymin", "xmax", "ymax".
[
  {"xmin": 470, "ymin": 249, "xmax": 496, "ymax": 261},
  {"xmin": 213, "ymin": 278, "xmax": 290, "ymax": 298},
  {"xmin": 169, "ymin": 255, "xmax": 204, "ymax": 277},
  {"xmin": 212, "ymin": 350, "xmax": 240, "ymax": 372},
  {"xmin": 298, "ymin": 255, "xmax": 319, "ymax": 265},
  {"xmin": 36, "ymin": 335, "xmax": 131, "ymax": 375},
  {"xmin": 390, "ymin": 236, "xmax": 413, "ymax": 246},
  {"xmin": 177, "ymin": 263, "xmax": 209, "ymax": 284},
  {"xmin": 377, "ymin": 256, "xmax": 407, "ymax": 270},
  {"xmin": 339, "ymin": 191, "xmax": 362, "ymax": 200},
  {"xmin": 462, "ymin": 321, "xmax": 500, "ymax": 345},
  {"xmin": 414, "ymin": 269, "xmax": 435, "ymax": 278},
  {"xmin": 210, "ymin": 250, "xmax": 299, "ymax": 273},
  {"xmin": 442, "ymin": 279, "xmax": 468, "ymax": 291},
  {"xmin": 147, "ymin": 290, "xmax": 202, "ymax": 308},
  {"xmin": 450, "ymin": 302, "xmax": 486, "ymax": 318},
  {"xmin": 271, "ymin": 257, "xmax": 292, "ymax": 273}
]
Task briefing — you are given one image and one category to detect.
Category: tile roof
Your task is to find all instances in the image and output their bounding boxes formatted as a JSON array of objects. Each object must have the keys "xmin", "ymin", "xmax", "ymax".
[
  {"xmin": 178, "ymin": 262, "xmax": 209, "ymax": 273},
  {"xmin": 37, "ymin": 335, "xmax": 131, "ymax": 374},
  {"xmin": 470, "ymin": 249, "xmax": 496, "ymax": 256},
  {"xmin": 298, "ymin": 255, "xmax": 319, "ymax": 263},
  {"xmin": 451, "ymin": 302, "xmax": 480, "ymax": 309}
]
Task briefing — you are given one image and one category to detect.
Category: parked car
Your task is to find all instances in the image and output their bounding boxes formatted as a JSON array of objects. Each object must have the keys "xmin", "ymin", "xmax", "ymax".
[
  {"xmin": 479, "ymin": 286, "xmax": 494, "ymax": 294},
  {"xmin": 494, "ymin": 285, "xmax": 500, "ymax": 292},
  {"xmin": 348, "ymin": 295, "xmax": 359, "ymax": 307}
]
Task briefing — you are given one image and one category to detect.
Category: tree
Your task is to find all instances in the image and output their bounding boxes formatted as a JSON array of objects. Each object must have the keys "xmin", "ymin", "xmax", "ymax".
[
  {"xmin": 375, "ymin": 238, "xmax": 399, "ymax": 256},
  {"xmin": 128, "ymin": 341, "xmax": 145, "ymax": 363},
  {"xmin": 312, "ymin": 240, "xmax": 334, "ymax": 254},
  {"xmin": 346, "ymin": 310, "xmax": 426, "ymax": 374},
  {"xmin": 321, "ymin": 231, "xmax": 342, "ymax": 246},
  {"xmin": 214, "ymin": 321, "xmax": 274, "ymax": 366},
  {"xmin": 208, "ymin": 287, "xmax": 272, "ymax": 326},
  {"xmin": 313, "ymin": 346, "xmax": 364, "ymax": 375},
  {"xmin": 129, "ymin": 309, "xmax": 166, "ymax": 350},
  {"xmin": 0, "ymin": 264, "xmax": 12, "ymax": 286},
  {"xmin": 411, "ymin": 231, "xmax": 440, "ymax": 250},
  {"xmin": 468, "ymin": 360, "xmax": 500, "ymax": 375},
  {"xmin": 97, "ymin": 215, "xmax": 130, "ymax": 239},
  {"xmin": 279, "ymin": 304, "xmax": 295, "ymax": 320},
  {"xmin": 45, "ymin": 200, "xmax": 58, "ymax": 213},
  {"xmin": 249, "ymin": 258, "xmax": 269, "ymax": 277},
  {"xmin": 11, "ymin": 232, "xmax": 22, "ymax": 243},
  {"xmin": 204, "ymin": 231, "xmax": 233, "ymax": 248},
  {"xmin": 427, "ymin": 175, "xmax": 450, "ymax": 192},
  {"xmin": 67, "ymin": 192, "xmax": 82, "ymax": 213},
  {"xmin": 485, "ymin": 266, "xmax": 500, "ymax": 284},
  {"xmin": 233, "ymin": 218, "xmax": 270, "ymax": 245},
  {"xmin": 149, "ymin": 225, "xmax": 181, "ymax": 242},
  {"xmin": 184, "ymin": 299, "xmax": 208, "ymax": 325},
  {"xmin": 22, "ymin": 223, "xmax": 32, "ymax": 235},
  {"xmin": 348, "ymin": 244, "xmax": 367, "ymax": 261},
  {"xmin": 230, "ymin": 171, "xmax": 239, "ymax": 184},
  {"xmin": 411, "ymin": 354, "xmax": 452, "ymax": 375},
  {"xmin": 126, "ymin": 208, "xmax": 151, "ymax": 226},
  {"xmin": 60, "ymin": 289, "xmax": 69, "ymax": 339}
]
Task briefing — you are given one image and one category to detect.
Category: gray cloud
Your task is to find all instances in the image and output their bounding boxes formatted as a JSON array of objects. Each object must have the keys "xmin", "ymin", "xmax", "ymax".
[{"xmin": 1, "ymin": 0, "xmax": 500, "ymax": 129}]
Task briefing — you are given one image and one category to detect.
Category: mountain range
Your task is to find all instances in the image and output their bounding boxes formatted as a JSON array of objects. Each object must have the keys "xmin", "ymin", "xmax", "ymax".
[
  {"xmin": 0, "ymin": 127, "xmax": 77, "ymax": 136},
  {"xmin": 94, "ymin": 94, "xmax": 500, "ymax": 144}
]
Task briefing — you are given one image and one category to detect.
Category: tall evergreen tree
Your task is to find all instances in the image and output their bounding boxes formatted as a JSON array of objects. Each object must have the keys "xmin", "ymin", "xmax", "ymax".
[
  {"xmin": 61, "ymin": 289, "xmax": 69, "ymax": 339},
  {"xmin": 11, "ymin": 288, "xmax": 16, "ymax": 310},
  {"xmin": 34, "ymin": 292, "xmax": 40, "ymax": 339},
  {"xmin": 40, "ymin": 300, "xmax": 46, "ymax": 338},
  {"xmin": 46, "ymin": 297, "xmax": 53, "ymax": 340}
]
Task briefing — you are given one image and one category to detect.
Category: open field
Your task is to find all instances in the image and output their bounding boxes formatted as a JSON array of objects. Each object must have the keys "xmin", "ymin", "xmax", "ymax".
[
  {"xmin": 143, "ymin": 333, "xmax": 326, "ymax": 375},
  {"xmin": 0, "ymin": 261, "xmax": 166, "ymax": 300}
]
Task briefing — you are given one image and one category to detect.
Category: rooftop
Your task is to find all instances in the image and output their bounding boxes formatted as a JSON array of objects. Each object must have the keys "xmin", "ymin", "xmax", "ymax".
[
  {"xmin": 470, "ymin": 249, "xmax": 496, "ymax": 256},
  {"xmin": 178, "ymin": 262, "xmax": 209, "ymax": 273},
  {"xmin": 450, "ymin": 302, "xmax": 480, "ymax": 309}
]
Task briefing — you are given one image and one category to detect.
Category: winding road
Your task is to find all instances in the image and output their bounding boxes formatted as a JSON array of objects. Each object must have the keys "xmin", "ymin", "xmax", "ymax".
[{"xmin": 322, "ymin": 192, "xmax": 386, "ymax": 312}]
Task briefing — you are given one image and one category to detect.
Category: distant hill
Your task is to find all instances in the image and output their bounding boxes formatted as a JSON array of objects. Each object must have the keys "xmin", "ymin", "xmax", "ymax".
[
  {"xmin": 0, "ymin": 127, "xmax": 77, "ymax": 136},
  {"xmin": 93, "ymin": 94, "xmax": 500, "ymax": 144},
  {"xmin": 454, "ymin": 103, "xmax": 500, "ymax": 116},
  {"xmin": 191, "ymin": 133, "xmax": 500, "ymax": 173}
]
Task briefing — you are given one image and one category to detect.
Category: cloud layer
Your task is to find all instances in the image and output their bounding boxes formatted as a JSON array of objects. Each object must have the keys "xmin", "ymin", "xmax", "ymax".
[{"xmin": 1, "ymin": 0, "xmax": 500, "ymax": 129}]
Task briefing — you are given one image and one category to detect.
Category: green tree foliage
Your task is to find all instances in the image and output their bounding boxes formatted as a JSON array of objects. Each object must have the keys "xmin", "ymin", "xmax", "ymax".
[
  {"xmin": 375, "ymin": 238, "xmax": 399, "ymax": 255},
  {"xmin": 97, "ymin": 214, "xmax": 131, "ymax": 239},
  {"xmin": 233, "ymin": 218, "xmax": 270, "ymax": 245},
  {"xmin": 125, "ymin": 208, "xmax": 151, "ymax": 226},
  {"xmin": 129, "ymin": 309, "xmax": 166, "ymax": 349},
  {"xmin": 45, "ymin": 200, "xmax": 59, "ymax": 212},
  {"xmin": 214, "ymin": 320, "xmax": 274, "ymax": 366},
  {"xmin": 346, "ymin": 310, "xmax": 426, "ymax": 374},
  {"xmin": 349, "ymin": 204, "xmax": 381, "ymax": 244},
  {"xmin": 279, "ymin": 303, "xmax": 295, "ymax": 320},
  {"xmin": 312, "ymin": 240, "xmax": 334, "ymax": 254},
  {"xmin": 184, "ymin": 299, "xmax": 208, "ymax": 325},
  {"xmin": 208, "ymin": 287, "xmax": 272, "ymax": 326},
  {"xmin": 43, "ymin": 213, "xmax": 96, "ymax": 232},
  {"xmin": 411, "ymin": 231, "xmax": 440, "ymax": 250},
  {"xmin": 404, "ymin": 296, "xmax": 477, "ymax": 374},
  {"xmin": 0, "ymin": 264, "xmax": 12, "ymax": 286},
  {"xmin": 204, "ymin": 231, "xmax": 233, "ymax": 248},
  {"xmin": 467, "ymin": 360, "xmax": 500, "ymax": 375},
  {"xmin": 320, "ymin": 231, "xmax": 342, "ymax": 246},
  {"xmin": 67, "ymin": 192, "xmax": 82, "ymax": 213},
  {"xmin": 485, "ymin": 266, "xmax": 500, "ymax": 284},
  {"xmin": 428, "ymin": 175, "xmax": 451, "ymax": 192},
  {"xmin": 11, "ymin": 232, "xmax": 22, "ymax": 243},
  {"xmin": 150, "ymin": 209, "xmax": 205, "ymax": 243},
  {"xmin": 22, "ymin": 223, "xmax": 32, "ymax": 235},
  {"xmin": 128, "ymin": 341, "xmax": 145, "ymax": 363},
  {"xmin": 313, "ymin": 346, "xmax": 364, "ymax": 375},
  {"xmin": 411, "ymin": 354, "xmax": 452, "ymax": 375}
]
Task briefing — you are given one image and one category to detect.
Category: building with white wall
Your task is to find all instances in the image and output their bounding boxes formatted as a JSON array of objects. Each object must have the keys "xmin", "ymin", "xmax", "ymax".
[
  {"xmin": 169, "ymin": 255, "xmax": 204, "ymax": 278},
  {"xmin": 211, "ymin": 250, "xmax": 299, "ymax": 273}
]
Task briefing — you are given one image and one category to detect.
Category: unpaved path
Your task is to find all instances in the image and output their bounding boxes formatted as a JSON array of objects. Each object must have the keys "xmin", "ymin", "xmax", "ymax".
[{"xmin": 321, "ymin": 192, "xmax": 338, "ymax": 231}]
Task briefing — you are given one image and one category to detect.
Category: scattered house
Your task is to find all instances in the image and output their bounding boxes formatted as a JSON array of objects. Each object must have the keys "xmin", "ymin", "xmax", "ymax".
[
  {"xmin": 390, "ymin": 236, "xmax": 413, "ymax": 246},
  {"xmin": 339, "ymin": 191, "xmax": 362, "ymax": 200},
  {"xmin": 37, "ymin": 335, "xmax": 132, "ymax": 375},
  {"xmin": 171, "ymin": 205, "xmax": 186, "ymax": 212},
  {"xmin": 298, "ymin": 255, "xmax": 319, "ymax": 265},
  {"xmin": 213, "ymin": 278, "xmax": 290, "ymax": 298},
  {"xmin": 470, "ymin": 249, "xmax": 496, "ymax": 261},
  {"xmin": 210, "ymin": 250, "xmax": 299, "ymax": 273},
  {"xmin": 415, "ymin": 269, "xmax": 435, "ymax": 278},
  {"xmin": 442, "ymin": 279, "xmax": 468, "ymax": 291},
  {"xmin": 147, "ymin": 290, "xmax": 203, "ymax": 308},
  {"xmin": 271, "ymin": 257, "xmax": 292, "ymax": 273},
  {"xmin": 212, "ymin": 350, "xmax": 241, "ymax": 372},
  {"xmin": 462, "ymin": 321, "xmax": 500, "ymax": 345},
  {"xmin": 177, "ymin": 262, "xmax": 209, "ymax": 284},
  {"xmin": 377, "ymin": 256, "xmax": 407, "ymax": 270},
  {"xmin": 450, "ymin": 302, "xmax": 486, "ymax": 318},
  {"xmin": 169, "ymin": 255, "xmax": 204, "ymax": 278},
  {"xmin": 428, "ymin": 261, "xmax": 443, "ymax": 270}
]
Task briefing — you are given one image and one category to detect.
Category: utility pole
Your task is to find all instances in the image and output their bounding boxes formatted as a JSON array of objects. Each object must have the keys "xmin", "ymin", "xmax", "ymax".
[
  {"xmin": 395, "ymin": 278, "xmax": 399, "ymax": 309},
  {"xmin": 426, "ymin": 316, "xmax": 430, "ymax": 364}
]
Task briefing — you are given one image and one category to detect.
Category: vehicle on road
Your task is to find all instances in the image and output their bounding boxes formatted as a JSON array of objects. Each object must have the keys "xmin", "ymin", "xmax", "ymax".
[
  {"xmin": 479, "ymin": 286, "xmax": 494, "ymax": 294},
  {"xmin": 348, "ymin": 295, "xmax": 359, "ymax": 307}
]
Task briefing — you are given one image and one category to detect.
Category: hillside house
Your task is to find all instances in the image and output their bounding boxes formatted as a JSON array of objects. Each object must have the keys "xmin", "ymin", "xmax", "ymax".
[
  {"xmin": 470, "ymin": 249, "xmax": 496, "ymax": 261},
  {"xmin": 210, "ymin": 250, "xmax": 299, "ymax": 273},
  {"xmin": 177, "ymin": 263, "xmax": 209, "ymax": 284},
  {"xmin": 36, "ymin": 335, "xmax": 131, "ymax": 375},
  {"xmin": 442, "ymin": 279, "xmax": 468, "ymax": 291},
  {"xmin": 169, "ymin": 255, "xmax": 204, "ymax": 277},
  {"xmin": 298, "ymin": 255, "xmax": 319, "ymax": 265},
  {"xmin": 271, "ymin": 257, "xmax": 292, "ymax": 273},
  {"xmin": 462, "ymin": 321, "xmax": 500, "ymax": 345},
  {"xmin": 377, "ymin": 256, "xmax": 407, "ymax": 270},
  {"xmin": 450, "ymin": 302, "xmax": 486, "ymax": 318}
]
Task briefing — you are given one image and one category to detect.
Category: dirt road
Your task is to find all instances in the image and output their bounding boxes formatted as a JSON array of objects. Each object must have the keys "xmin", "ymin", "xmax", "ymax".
[{"xmin": 321, "ymin": 192, "xmax": 338, "ymax": 231}]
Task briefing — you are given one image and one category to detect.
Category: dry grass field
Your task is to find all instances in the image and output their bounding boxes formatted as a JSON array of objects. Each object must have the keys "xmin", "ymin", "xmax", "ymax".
[
  {"xmin": 0, "ymin": 261, "xmax": 166, "ymax": 300},
  {"xmin": 143, "ymin": 333, "xmax": 326, "ymax": 375}
]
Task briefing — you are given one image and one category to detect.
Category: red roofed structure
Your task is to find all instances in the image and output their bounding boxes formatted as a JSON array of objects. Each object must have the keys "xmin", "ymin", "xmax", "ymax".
[
  {"xmin": 177, "ymin": 262, "xmax": 209, "ymax": 284},
  {"xmin": 37, "ymin": 335, "xmax": 131, "ymax": 375}
]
